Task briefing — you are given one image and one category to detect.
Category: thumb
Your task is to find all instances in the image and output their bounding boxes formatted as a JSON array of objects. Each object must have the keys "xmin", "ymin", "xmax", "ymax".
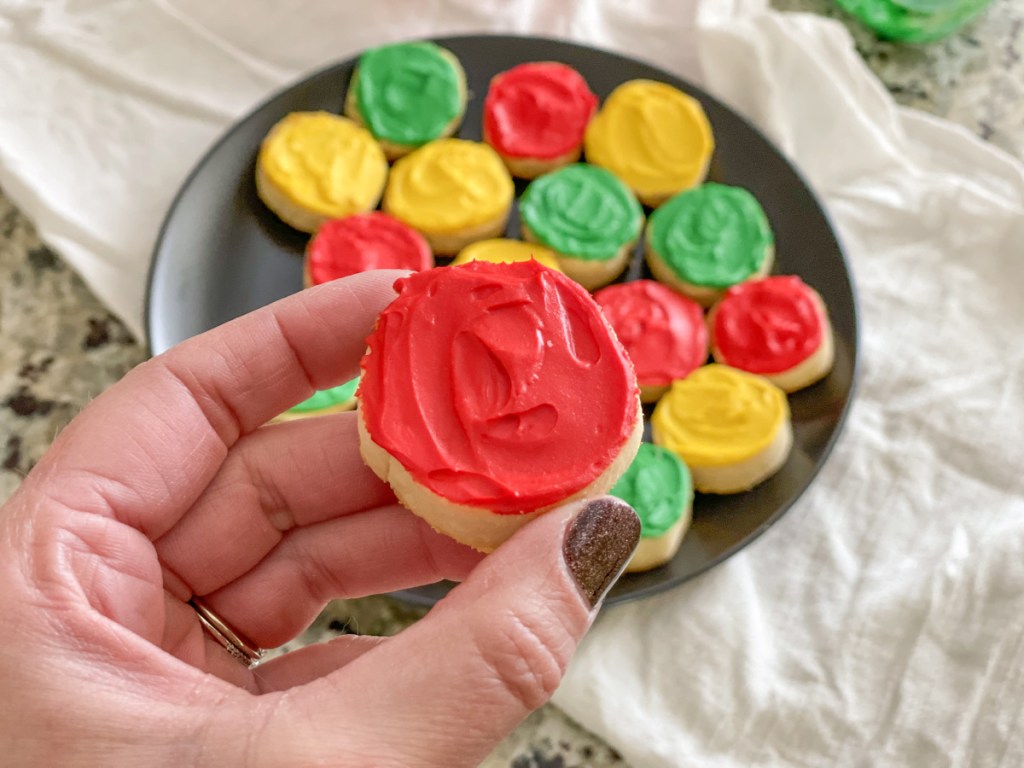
[{"xmin": 262, "ymin": 497, "xmax": 640, "ymax": 768}]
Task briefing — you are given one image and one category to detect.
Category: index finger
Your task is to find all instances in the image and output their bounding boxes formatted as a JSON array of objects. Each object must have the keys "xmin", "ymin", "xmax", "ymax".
[{"xmin": 24, "ymin": 270, "xmax": 406, "ymax": 539}]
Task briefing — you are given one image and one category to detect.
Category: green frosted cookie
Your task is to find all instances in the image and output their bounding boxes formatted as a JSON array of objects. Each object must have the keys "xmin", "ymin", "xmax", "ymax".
[
  {"xmin": 610, "ymin": 443, "xmax": 693, "ymax": 572},
  {"xmin": 348, "ymin": 41, "xmax": 466, "ymax": 153},
  {"xmin": 285, "ymin": 377, "xmax": 359, "ymax": 417},
  {"xmin": 647, "ymin": 183, "xmax": 773, "ymax": 290},
  {"xmin": 519, "ymin": 164, "xmax": 643, "ymax": 262}
]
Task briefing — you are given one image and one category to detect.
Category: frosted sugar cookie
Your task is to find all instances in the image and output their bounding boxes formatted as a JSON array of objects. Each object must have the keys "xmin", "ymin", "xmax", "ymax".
[
  {"xmin": 256, "ymin": 111, "xmax": 387, "ymax": 233},
  {"xmin": 272, "ymin": 378, "xmax": 359, "ymax": 423},
  {"xmin": 709, "ymin": 276, "xmax": 835, "ymax": 393},
  {"xmin": 451, "ymin": 238, "xmax": 562, "ymax": 271},
  {"xmin": 645, "ymin": 183, "xmax": 774, "ymax": 307},
  {"xmin": 345, "ymin": 41, "xmax": 467, "ymax": 160},
  {"xmin": 383, "ymin": 138, "xmax": 514, "ymax": 256},
  {"xmin": 610, "ymin": 443, "xmax": 693, "ymax": 573},
  {"xmin": 593, "ymin": 280, "xmax": 707, "ymax": 403},
  {"xmin": 584, "ymin": 79, "xmax": 714, "ymax": 207},
  {"xmin": 652, "ymin": 364, "xmax": 792, "ymax": 494},
  {"xmin": 304, "ymin": 213, "xmax": 432, "ymax": 287},
  {"xmin": 483, "ymin": 62, "xmax": 598, "ymax": 179},
  {"xmin": 519, "ymin": 164, "xmax": 643, "ymax": 291},
  {"xmin": 358, "ymin": 260, "xmax": 643, "ymax": 553}
]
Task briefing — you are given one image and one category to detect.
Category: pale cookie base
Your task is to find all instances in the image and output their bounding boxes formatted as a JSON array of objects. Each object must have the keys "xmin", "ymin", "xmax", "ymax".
[
  {"xmin": 640, "ymin": 382, "xmax": 671, "ymax": 404},
  {"xmin": 626, "ymin": 507, "xmax": 692, "ymax": 573},
  {"xmin": 681, "ymin": 419, "xmax": 794, "ymax": 495},
  {"xmin": 415, "ymin": 211, "xmax": 511, "ymax": 257},
  {"xmin": 358, "ymin": 401, "xmax": 644, "ymax": 553},
  {"xmin": 344, "ymin": 53, "xmax": 467, "ymax": 161},
  {"xmin": 522, "ymin": 223, "xmax": 635, "ymax": 291},
  {"xmin": 631, "ymin": 156, "xmax": 711, "ymax": 208},
  {"xmin": 708, "ymin": 290, "xmax": 836, "ymax": 393},
  {"xmin": 255, "ymin": 163, "xmax": 382, "ymax": 235},
  {"xmin": 491, "ymin": 142, "xmax": 582, "ymax": 180},
  {"xmin": 644, "ymin": 238, "xmax": 775, "ymax": 308}
]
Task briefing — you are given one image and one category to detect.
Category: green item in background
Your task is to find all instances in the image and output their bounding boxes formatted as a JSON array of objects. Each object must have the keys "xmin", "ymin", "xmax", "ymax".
[
  {"xmin": 834, "ymin": 0, "xmax": 994, "ymax": 42},
  {"xmin": 288, "ymin": 377, "xmax": 360, "ymax": 414}
]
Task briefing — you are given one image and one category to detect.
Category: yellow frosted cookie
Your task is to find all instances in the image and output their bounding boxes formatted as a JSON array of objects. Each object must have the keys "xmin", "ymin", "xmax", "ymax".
[
  {"xmin": 256, "ymin": 111, "xmax": 388, "ymax": 233},
  {"xmin": 584, "ymin": 80, "xmax": 714, "ymax": 207},
  {"xmin": 451, "ymin": 239, "xmax": 562, "ymax": 271},
  {"xmin": 651, "ymin": 364, "xmax": 791, "ymax": 494},
  {"xmin": 383, "ymin": 139, "xmax": 515, "ymax": 256}
]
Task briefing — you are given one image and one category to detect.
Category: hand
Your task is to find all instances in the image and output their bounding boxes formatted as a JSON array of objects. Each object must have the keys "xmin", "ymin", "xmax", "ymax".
[{"xmin": 0, "ymin": 270, "xmax": 640, "ymax": 767}]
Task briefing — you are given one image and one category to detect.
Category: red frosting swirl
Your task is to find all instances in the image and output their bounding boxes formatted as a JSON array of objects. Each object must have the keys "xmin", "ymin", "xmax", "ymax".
[
  {"xmin": 307, "ymin": 213, "xmax": 432, "ymax": 285},
  {"xmin": 712, "ymin": 276, "xmax": 824, "ymax": 374},
  {"xmin": 594, "ymin": 280, "xmax": 708, "ymax": 387},
  {"xmin": 360, "ymin": 260, "xmax": 638, "ymax": 513},
  {"xmin": 483, "ymin": 62, "xmax": 598, "ymax": 160}
]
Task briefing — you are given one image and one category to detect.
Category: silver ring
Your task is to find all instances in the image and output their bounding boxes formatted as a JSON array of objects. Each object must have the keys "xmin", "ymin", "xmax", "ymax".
[{"xmin": 189, "ymin": 597, "xmax": 264, "ymax": 668}]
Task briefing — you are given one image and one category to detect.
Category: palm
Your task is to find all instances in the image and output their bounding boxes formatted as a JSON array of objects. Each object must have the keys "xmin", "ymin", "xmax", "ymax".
[
  {"xmin": 1, "ymin": 272, "xmax": 603, "ymax": 767},
  {"xmin": 8, "ymin": 273, "xmax": 482, "ymax": 691}
]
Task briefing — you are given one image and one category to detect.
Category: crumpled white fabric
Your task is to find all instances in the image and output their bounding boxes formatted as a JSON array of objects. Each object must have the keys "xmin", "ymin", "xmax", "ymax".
[
  {"xmin": 554, "ymin": 10, "xmax": 1024, "ymax": 768},
  {"xmin": 3, "ymin": 1, "xmax": 1024, "ymax": 765}
]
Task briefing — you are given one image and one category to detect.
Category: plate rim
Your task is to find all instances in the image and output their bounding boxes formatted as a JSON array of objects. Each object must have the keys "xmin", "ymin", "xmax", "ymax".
[{"xmin": 145, "ymin": 32, "xmax": 861, "ymax": 607}]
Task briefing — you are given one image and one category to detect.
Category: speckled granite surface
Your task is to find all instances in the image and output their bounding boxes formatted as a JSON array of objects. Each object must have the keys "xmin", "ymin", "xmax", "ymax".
[{"xmin": 2, "ymin": 2, "xmax": 1021, "ymax": 765}]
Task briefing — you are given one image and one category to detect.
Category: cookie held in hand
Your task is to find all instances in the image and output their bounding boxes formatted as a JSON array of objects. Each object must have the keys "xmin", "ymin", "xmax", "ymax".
[{"xmin": 358, "ymin": 260, "xmax": 643, "ymax": 552}]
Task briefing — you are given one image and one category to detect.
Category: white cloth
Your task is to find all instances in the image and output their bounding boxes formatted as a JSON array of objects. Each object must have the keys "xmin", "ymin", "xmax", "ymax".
[
  {"xmin": 2, "ymin": 1, "xmax": 1023, "ymax": 765},
  {"xmin": 555, "ymin": 11, "xmax": 1024, "ymax": 768}
]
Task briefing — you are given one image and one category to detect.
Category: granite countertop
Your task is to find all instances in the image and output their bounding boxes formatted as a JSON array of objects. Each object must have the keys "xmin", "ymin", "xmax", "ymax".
[{"xmin": 2, "ymin": 2, "xmax": 1022, "ymax": 765}]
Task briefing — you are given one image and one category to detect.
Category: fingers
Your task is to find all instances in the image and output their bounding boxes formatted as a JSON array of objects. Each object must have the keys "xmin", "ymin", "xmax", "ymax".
[
  {"xmin": 197, "ymin": 506, "xmax": 485, "ymax": 649},
  {"xmin": 254, "ymin": 635, "xmax": 386, "ymax": 692},
  {"xmin": 159, "ymin": 592, "xmax": 258, "ymax": 692},
  {"xmin": 28, "ymin": 271, "xmax": 406, "ymax": 541},
  {"xmin": 155, "ymin": 412, "xmax": 394, "ymax": 598},
  {"xmin": 257, "ymin": 498, "xmax": 640, "ymax": 767}
]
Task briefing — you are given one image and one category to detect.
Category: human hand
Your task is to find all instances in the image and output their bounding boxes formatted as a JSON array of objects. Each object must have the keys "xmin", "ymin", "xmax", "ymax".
[{"xmin": 0, "ymin": 270, "xmax": 640, "ymax": 767}]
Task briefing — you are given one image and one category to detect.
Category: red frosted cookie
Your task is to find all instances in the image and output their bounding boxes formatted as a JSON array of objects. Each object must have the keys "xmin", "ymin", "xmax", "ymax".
[
  {"xmin": 304, "ymin": 213, "xmax": 433, "ymax": 287},
  {"xmin": 483, "ymin": 62, "xmax": 598, "ymax": 179},
  {"xmin": 358, "ymin": 259, "xmax": 643, "ymax": 552},
  {"xmin": 708, "ymin": 275, "xmax": 834, "ymax": 392},
  {"xmin": 594, "ymin": 280, "xmax": 708, "ymax": 403}
]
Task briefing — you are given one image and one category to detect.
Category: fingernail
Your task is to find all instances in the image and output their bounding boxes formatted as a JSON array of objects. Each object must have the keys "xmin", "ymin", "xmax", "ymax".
[{"xmin": 563, "ymin": 497, "xmax": 641, "ymax": 608}]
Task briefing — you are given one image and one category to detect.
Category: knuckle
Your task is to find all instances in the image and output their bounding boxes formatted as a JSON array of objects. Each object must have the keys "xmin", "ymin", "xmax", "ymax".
[{"xmin": 477, "ymin": 606, "xmax": 577, "ymax": 712}]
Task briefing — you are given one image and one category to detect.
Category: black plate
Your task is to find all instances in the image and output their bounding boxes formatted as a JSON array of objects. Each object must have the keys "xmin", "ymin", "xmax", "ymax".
[{"xmin": 147, "ymin": 35, "xmax": 858, "ymax": 606}]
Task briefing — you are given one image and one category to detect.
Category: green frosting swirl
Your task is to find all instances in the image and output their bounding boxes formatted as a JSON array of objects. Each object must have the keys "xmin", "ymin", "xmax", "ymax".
[
  {"xmin": 648, "ymin": 183, "xmax": 773, "ymax": 289},
  {"xmin": 610, "ymin": 443, "xmax": 692, "ymax": 539},
  {"xmin": 354, "ymin": 42, "xmax": 462, "ymax": 146},
  {"xmin": 834, "ymin": 0, "xmax": 992, "ymax": 42},
  {"xmin": 519, "ymin": 164, "xmax": 643, "ymax": 261},
  {"xmin": 288, "ymin": 377, "xmax": 359, "ymax": 415}
]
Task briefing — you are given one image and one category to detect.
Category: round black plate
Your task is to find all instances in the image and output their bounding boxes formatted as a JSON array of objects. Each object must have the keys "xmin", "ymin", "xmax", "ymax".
[{"xmin": 147, "ymin": 35, "xmax": 858, "ymax": 606}]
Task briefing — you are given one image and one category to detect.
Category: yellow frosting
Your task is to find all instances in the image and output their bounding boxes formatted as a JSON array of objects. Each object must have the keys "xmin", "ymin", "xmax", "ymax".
[
  {"xmin": 651, "ymin": 364, "xmax": 788, "ymax": 467},
  {"xmin": 384, "ymin": 139, "xmax": 514, "ymax": 234},
  {"xmin": 259, "ymin": 111, "xmax": 387, "ymax": 218},
  {"xmin": 584, "ymin": 80, "xmax": 714, "ymax": 201},
  {"xmin": 451, "ymin": 239, "xmax": 562, "ymax": 271}
]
